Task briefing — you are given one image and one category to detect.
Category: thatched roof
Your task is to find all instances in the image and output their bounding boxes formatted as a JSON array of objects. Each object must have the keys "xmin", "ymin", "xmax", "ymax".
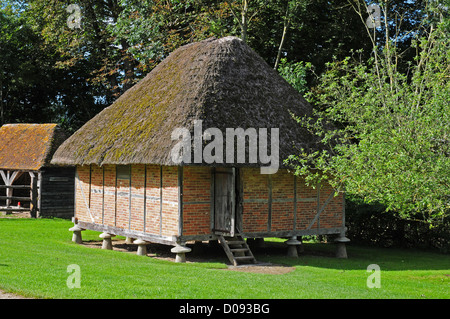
[
  {"xmin": 0, "ymin": 124, "xmax": 67, "ymax": 171},
  {"xmin": 51, "ymin": 36, "xmax": 320, "ymax": 167}
]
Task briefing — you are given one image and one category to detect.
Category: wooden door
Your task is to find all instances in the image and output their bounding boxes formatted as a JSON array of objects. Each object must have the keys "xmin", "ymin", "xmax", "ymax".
[{"xmin": 213, "ymin": 168, "xmax": 235, "ymax": 236}]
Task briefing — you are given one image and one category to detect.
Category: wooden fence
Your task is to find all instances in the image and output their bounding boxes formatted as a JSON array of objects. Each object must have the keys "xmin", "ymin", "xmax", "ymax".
[{"xmin": 0, "ymin": 170, "xmax": 40, "ymax": 217}]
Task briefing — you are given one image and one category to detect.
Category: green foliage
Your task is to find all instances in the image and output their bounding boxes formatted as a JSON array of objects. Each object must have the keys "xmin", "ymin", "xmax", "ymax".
[
  {"xmin": 1, "ymin": 0, "xmax": 440, "ymax": 133},
  {"xmin": 346, "ymin": 195, "xmax": 450, "ymax": 253},
  {"xmin": 111, "ymin": 0, "xmax": 164, "ymax": 73},
  {"xmin": 0, "ymin": 1, "xmax": 110, "ymax": 131},
  {"xmin": 3, "ymin": 0, "xmax": 429, "ymax": 131},
  {"xmin": 277, "ymin": 58, "xmax": 311, "ymax": 95},
  {"xmin": 288, "ymin": 11, "xmax": 450, "ymax": 224},
  {"xmin": 1, "ymin": 3, "xmax": 73, "ymax": 126}
]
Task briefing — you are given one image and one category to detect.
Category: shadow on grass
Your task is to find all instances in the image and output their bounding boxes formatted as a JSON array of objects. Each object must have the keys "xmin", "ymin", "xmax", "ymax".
[
  {"xmin": 83, "ymin": 238, "xmax": 450, "ymax": 272},
  {"xmin": 4, "ymin": 218, "xmax": 448, "ymax": 273},
  {"xmin": 251, "ymin": 241, "xmax": 450, "ymax": 272}
]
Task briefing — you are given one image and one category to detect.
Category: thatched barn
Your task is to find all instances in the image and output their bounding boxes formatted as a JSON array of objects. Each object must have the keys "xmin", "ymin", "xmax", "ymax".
[
  {"xmin": 52, "ymin": 37, "xmax": 349, "ymax": 264},
  {"xmin": 0, "ymin": 124, "xmax": 75, "ymax": 218}
]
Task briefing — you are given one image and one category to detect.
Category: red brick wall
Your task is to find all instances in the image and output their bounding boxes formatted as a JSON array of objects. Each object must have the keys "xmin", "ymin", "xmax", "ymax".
[
  {"xmin": 130, "ymin": 165, "xmax": 145, "ymax": 232},
  {"xmin": 145, "ymin": 164, "xmax": 161, "ymax": 234},
  {"xmin": 75, "ymin": 165, "xmax": 90, "ymax": 223},
  {"xmin": 103, "ymin": 165, "xmax": 116, "ymax": 227},
  {"xmin": 161, "ymin": 166, "xmax": 179, "ymax": 236},
  {"xmin": 75, "ymin": 165, "xmax": 343, "ymax": 239},
  {"xmin": 115, "ymin": 167, "xmax": 130, "ymax": 229},
  {"xmin": 317, "ymin": 182, "xmax": 344, "ymax": 229},
  {"xmin": 295, "ymin": 176, "xmax": 319, "ymax": 229},
  {"xmin": 75, "ymin": 164, "xmax": 180, "ymax": 238},
  {"xmin": 241, "ymin": 168, "xmax": 343, "ymax": 233},
  {"xmin": 242, "ymin": 168, "xmax": 269, "ymax": 233},
  {"xmin": 271, "ymin": 169, "xmax": 295, "ymax": 231},
  {"xmin": 90, "ymin": 165, "xmax": 103, "ymax": 224},
  {"xmin": 182, "ymin": 166, "xmax": 212, "ymax": 236}
]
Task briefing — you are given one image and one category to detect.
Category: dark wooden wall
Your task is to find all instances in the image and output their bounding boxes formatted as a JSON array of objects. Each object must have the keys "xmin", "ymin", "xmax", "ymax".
[{"xmin": 40, "ymin": 167, "xmax": 75, "ymax": 219}]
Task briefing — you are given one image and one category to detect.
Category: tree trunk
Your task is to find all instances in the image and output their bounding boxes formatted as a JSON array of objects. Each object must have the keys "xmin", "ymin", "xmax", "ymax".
[
  {"xmin": 241, "ymin": 0, "xmax": 249, "ymax": 42},
  {"xmin": 274, "ymin": 22, "xmax": 289, "ymax": 70},
  {"xmin": 274, "ymin": 2, "xmax": 294, "ymax": 70}
]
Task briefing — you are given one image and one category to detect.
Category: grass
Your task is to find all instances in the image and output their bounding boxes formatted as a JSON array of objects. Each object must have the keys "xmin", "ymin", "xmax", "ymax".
[{"xmin": 0, "ymin": 218, "xmax": 449, "ymax": 299}]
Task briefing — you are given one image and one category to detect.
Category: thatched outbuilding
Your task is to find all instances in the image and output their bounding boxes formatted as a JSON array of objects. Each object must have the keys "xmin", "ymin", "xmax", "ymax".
[
  {"xmin": 0, "ymin": 124, "xmax": 75, "ymax": 218},
  {"xmin": 52, "ymin": 37, "xmax": 348, "ymax": 264}
]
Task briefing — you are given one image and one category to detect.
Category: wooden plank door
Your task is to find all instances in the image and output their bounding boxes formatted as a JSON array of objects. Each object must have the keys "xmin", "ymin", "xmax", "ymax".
[{"xmin": 213, "ymin": 168, "xmax": 235, "ymax": 236}]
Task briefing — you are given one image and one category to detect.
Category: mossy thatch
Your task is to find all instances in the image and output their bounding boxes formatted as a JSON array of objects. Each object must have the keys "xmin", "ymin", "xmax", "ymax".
[
  {"xmin": 0, "ymin": 124, "xmax": 68, "ymax": 170},
  {"xmin": 51, "ymin": 37, "xmax": 320, "ymax": 167}
]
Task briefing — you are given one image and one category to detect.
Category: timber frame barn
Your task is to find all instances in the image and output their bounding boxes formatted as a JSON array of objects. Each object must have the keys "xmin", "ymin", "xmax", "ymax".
[
  {"xmin": 0, "ymin": 124, "xmax": 75, "ymax": 218},
  {"xmin": 52, "ymin": 37, "xmax": 349, "ymax": 265}
]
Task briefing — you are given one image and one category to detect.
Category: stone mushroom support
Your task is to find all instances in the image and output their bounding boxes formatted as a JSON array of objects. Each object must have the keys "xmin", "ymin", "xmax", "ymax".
[
  {"xmin": 134, "ymin": 239, "xmax": 149, "ymax": 256},
  {"xmin": 69, "ymin": 224, "xmax": 84, "ymax": 244},
  {"xmin": 171, "ymin": 243, "xmax": 191, "ymax": 263},
  {"xmin": 99, "ymin": 232, "xmax": 114, "ymax": 250},
  {"xmin": 285, "ymin": 236, "xmax": 302, "ymax": 257},
  {"xmin": 335, "ymin": 235, "xmax": 350, "ymax": 258}
]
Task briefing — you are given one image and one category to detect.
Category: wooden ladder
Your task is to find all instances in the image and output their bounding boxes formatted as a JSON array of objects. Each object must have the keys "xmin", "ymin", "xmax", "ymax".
[{"xmin": 218, "ymin": 234, "xmax": 257, "ymax": 266}]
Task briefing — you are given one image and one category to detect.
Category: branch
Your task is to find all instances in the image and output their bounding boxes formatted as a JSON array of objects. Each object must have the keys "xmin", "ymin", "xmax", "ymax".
[
  {"xmin": 227, "ymin": 1, "xmax": 244, "ymax": 30},
  {"xmin": 347, "ymin": 0, "xmax": 387, "ymax": 109},
  {"xmin": 274, "ymin": 2, "xmax": 294, "ymax": 70}
]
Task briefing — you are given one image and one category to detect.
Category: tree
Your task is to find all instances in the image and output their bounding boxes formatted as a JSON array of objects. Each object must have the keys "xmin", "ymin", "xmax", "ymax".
[
  {"xmin": 247, "ymin": 0, "xmax": 373, "ymax": 78},
  {"xmin": 277, "ymin": 58, "xmax": 311, "ymax": 94},
  {"xmin": 0, "ymin": 3, "xmax": 59, "ymax": 125},
  {"xmin": 288, "ymin": 0, "xmax": 450, "ymax": 224},
  {"xmin": 273, "ymin": 0, "xmax": 309, "ymax": 70},
  {"xmin": 4, "ymin": 0, "xmax": 436, "ymax": 133},
  {"xmin": 26, "ymin": 0, "xmax": 128, "ymax": 99}
]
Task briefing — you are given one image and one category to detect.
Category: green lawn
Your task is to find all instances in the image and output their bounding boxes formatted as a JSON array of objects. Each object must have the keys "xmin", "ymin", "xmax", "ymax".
[{"xmin": 0, "ymin": 218, "xmax": 448, "ymax": 299}]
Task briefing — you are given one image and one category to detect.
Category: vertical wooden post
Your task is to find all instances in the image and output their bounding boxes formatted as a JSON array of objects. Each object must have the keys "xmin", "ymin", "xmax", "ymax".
[
  {"xmin": 102, "ymin": 166, "xmax": 105, "ymax": 224},
  {"xmin": 0, "ymin": 170, "xmax": 21, "ymax": 209},
  {"xmin": 6, "ymin": 171, "xmax": 12, "ymax": 207},
  {"xmin": 293, "ymin": 176, "xmax": 297, "ymax": 231},
  {"xmin": 37, "ymin": 172, "xmax": 42, "ymax": 218},
  {"xmin": 316, "ymin": 182, "xmax": 321, "ymax": 233},
  {"xmin": 235, "ymin": 168, "xmax": 244, "ymax": 233},
  {"xmin": 29, "ymin": 172, "xmax": 38, "ymax": 218},
  {"xmin": 128, "ymin": 165, "xmax": 132, "ymax": 231},
  {"xmin": 267, "ymin": 175, "xmax": 272, "ymax": 232},
  {"xmin": 114, "ymin": 165, "xmax": 117, "ymax": 227},
  {"xmin": 143, "ymin": 164, "xmax": 147, "ymax": 233},
  {"xmin": 178, "ymin": 166, "xmax": 183, "ymax": 237},
  {"xmin": 159, "ymin": 166, "xmax": 163, "ymax": 236},
  {"xmin": 210, "ymin": 167, "xmax": 215, "ymax": 233},
  {"xmin": 0, "ymin": 170, "xmax": 7, "ymax": 207},
  {"xmin": 1, "ymin": 170, "xmax": 21, "ymax": 207}
]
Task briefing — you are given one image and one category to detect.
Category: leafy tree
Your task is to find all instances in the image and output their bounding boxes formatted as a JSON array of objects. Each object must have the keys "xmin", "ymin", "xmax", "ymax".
[
  {"xmin": 277, "ymin": 58, "xmax": 311, "ymax": 94},
  {"xmin": 0, "ymin": 1, "xmax": 111, "ymax": 131},
  {"xmin": 26, "ymin": 0, "xmax": 127, "ymax": 98},
  {"xmin": 288, "ymin": 1, "xmax": 450, "ymax": 224},
  {"xmin": 3, "ymin": 0, "xmax": 439, "ymax": 134},
  {"xmin": 0, "ymin": 3, "xmax": 59, "ymax": 125}
]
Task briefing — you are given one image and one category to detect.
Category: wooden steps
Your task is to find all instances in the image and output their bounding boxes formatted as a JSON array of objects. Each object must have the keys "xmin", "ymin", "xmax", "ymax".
[{"xmin": 218, "ymin": 234, "xmax": 257, "ymax": 266}]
